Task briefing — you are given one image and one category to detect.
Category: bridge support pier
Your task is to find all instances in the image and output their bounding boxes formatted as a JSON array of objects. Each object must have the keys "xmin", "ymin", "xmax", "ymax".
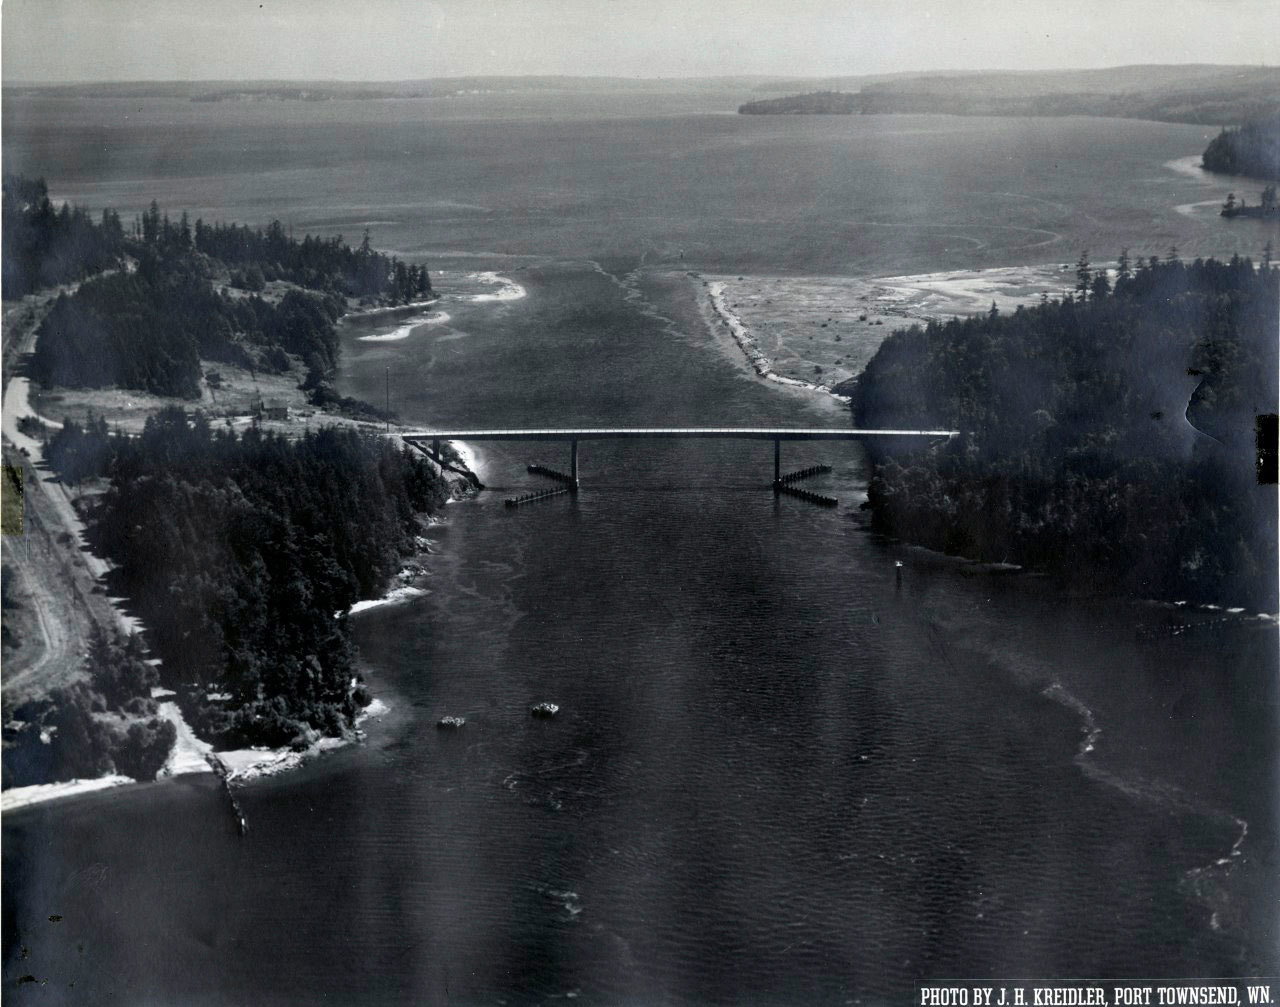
[
  {"xmin": 570, "ymin": 439, "xmax": 579, "ymax": 491},
  {"xmin": 773, "ymin": 438, "xmax": 780, "ymax": 488},
  {"xmin": 432, "ymin": 438, "xmax": 441, "ymax": 465}
]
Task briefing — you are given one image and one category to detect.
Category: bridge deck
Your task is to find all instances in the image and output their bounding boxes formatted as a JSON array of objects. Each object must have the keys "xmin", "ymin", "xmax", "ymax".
[{"xmin": 403, "ymin": 428, "xmax": 957, "ymax": 442}]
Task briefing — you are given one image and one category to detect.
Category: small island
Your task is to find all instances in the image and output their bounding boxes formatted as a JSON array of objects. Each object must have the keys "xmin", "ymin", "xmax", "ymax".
[{"xmin": 1220, "ymin": 185, "xmax": 1278, "ymax": 219}]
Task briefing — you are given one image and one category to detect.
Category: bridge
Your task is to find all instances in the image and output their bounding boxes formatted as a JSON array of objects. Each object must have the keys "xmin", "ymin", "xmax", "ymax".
[{"xmin": 403, "ymin": 427, "xmax": 957, "ymax": 495}]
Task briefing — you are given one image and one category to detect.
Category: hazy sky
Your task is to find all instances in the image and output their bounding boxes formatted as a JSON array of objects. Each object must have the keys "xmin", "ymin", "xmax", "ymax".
[{"xmin": 2, "ymin": 0, "xmax": 1277, "ymax": 83}]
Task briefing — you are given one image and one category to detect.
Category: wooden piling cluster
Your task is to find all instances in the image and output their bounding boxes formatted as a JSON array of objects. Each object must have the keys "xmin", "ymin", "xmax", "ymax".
[
  {"xmin": 776, "ymin": 484, "xmax": 838, "ymax": 507},
  {"xmin": 777, "ymin": 464, "xmax": 831, "ymax": 485},
  {"xmin": 527, "ymin": 463, "xmax": 577, "ymax": 487},
  {"xmin": 505, "ymin": 486, "xmax": 573, "ymax": 507}
]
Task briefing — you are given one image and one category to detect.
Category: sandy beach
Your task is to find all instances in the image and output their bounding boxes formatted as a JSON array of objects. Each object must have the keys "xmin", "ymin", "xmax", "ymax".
[{"xmin": 0, "ymin": 773, "xmax": 136, "ymax": 813}]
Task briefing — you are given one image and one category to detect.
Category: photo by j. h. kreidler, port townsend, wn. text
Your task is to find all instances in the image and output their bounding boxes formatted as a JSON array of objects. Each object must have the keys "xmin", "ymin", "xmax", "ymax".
[{"xmin": 1, "ymin": 60, "xmax": 1279, "ymax": 1004}]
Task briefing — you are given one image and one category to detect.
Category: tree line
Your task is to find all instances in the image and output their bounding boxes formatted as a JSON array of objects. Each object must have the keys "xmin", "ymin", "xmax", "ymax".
[
  {"xmin": 852, "ymin": 253, "xmax": 1278, "ymax": 609},
  {"xmin": 125, "ymin": 197, "xmax": 432, "ymax": 303},
  {"xmin": 2, "ymin": 175, "xmax": 127, "ymax": 296},
  {"xmin": 193, "ymin": 217, "xmax": 432, "ymax": 303}
]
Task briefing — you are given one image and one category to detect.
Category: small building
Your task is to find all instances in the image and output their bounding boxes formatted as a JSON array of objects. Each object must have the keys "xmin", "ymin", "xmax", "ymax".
[{"xmin": 262, "ymin": 399, "xmax": 290, "ymax": 421}]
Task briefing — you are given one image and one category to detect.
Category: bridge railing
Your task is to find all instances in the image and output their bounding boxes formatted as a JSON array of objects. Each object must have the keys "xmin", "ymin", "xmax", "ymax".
[
  {"xmin": 404, "ymin": 427, "xmax": 956, "ymax": 501},
  {"xmin": 402, "ymin": 427, "xmax": 958, "ymax": 442}
]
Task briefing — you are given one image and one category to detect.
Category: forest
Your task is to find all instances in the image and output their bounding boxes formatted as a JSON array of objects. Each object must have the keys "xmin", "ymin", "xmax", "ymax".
[
  {"xmin": 32, "ymin": 252, "xmax": 345, "ymax": 398},
  {"xmin": 7, "ymin": 175, "xmax": 432, "ymax": 400},
  {"xmin": 1202, "ymin": 114, "xmax": 1280, "ymax": 180},
  {"xmin": 42, "ymin": 409, "xmax": 449, "ymax": 749},
  {"xmin": 191, "ymin": 215, "xmax": 432, "ymax": 302},
  {"xmin": 852, "ymin": 254, "xmax": 1279, "ymax": 609}
]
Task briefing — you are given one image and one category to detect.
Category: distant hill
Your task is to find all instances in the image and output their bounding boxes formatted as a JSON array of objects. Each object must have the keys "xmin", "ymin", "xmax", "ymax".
[
  {"xmin": 3, "ymin": 76, "xmax": 797, "ymax": 102},
  {"xmin": 190, "ymin": 87, "xmax": 405, "ymax": 103},
  {"xmin": 9, "ymin": 68, "xmax": 1275, "ymax": 126},
  {"xmin": 1202, "ymin": 113, "xmax": 1280, "ymax": 180},
  {"xmin": 739, "ymin": 91, "xmax": 858, "ymax": 115},
  {"xmin": 747, "ymin": 64, "xmax": 1275, "ymax": 95},
  {"xmin": 738, "ymin": 65, "xmax": 1280, "ymax": 126}
]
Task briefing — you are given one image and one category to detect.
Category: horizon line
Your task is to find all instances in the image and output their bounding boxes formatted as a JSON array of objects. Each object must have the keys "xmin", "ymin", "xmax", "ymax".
[{"xmin": 4, "ymin": 61, "xmax": 1273, "ymax": 88}]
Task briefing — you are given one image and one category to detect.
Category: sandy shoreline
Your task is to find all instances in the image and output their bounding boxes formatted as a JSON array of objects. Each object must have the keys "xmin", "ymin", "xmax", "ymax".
[
  {"xmin": 356, "ymin": 311, "xmax": 451, "ymax": 342},
  {"xmin": 1, "ymin": 774, "xmax": 136, "ymax": 813},
  {"xmin": 424, "ymin": 268, "xmax": 528, "ymax": 305},
  {"xmin": 340, "ymin": 296, "xmax": 440, "ymax": 321},
  {"xmin": 349, "ymin": 583, "xmax": 428, "ymax": 615},
  {"xmin": 705, "ymin": 279, "xmax": 849, "ymax": 401},
  {"xmin": 1, "ymin": 686, "xmax": 395, "ymax": 812}
]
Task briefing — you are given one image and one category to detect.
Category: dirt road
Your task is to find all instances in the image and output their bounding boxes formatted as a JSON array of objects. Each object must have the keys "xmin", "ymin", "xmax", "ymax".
[{"xmin": 1, "ymin": 286, "xmax": 117, "ymax": 703}]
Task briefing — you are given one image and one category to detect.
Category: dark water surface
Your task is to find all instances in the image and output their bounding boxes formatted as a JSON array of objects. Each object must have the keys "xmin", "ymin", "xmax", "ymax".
[{"xmin": 3, "ymin": 98, "xmax": 1278, "ymax": 1004}]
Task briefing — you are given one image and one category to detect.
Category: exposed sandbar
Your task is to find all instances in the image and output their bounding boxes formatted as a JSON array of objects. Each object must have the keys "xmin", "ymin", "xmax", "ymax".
[{"xmin": 694, "ymin": 263, "xmax": 1074, "ymax": 395}]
